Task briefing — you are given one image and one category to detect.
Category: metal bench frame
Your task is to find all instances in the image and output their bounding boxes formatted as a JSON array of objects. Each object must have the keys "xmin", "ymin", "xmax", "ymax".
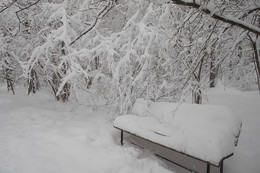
[{"xmin": 116, "ymin": 128, "xmax": 234, "ymax": 173}]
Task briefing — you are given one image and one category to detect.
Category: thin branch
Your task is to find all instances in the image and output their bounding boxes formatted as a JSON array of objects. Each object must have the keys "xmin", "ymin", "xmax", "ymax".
[
  {"xmin": 0, "ymin": 0, "xmax": 17, "ymax": 14},
  {"xmin": 15, "ymin": 11, "xmax": 22, "ymax": 35},
  {"xmin": 14, "ymin": 0, "xmax": 41, "ymax": 35},
  {"xmin": 248, "ymin": 7, "xmax": 260, "ymax": 15},
  {"xmin": 70, "ymin": 1, "xmax": 114, "ymax": 46},
  {"xmin": 181, "ymin": 20, "xmax": 219, "ymax": 90},
  {"xmin": 170, "ymin": 0, "xmax": 260, "ymax": 35},
  {"xmin": 16, "ymin": 0, "xmax": 41, "ymax": 13}
]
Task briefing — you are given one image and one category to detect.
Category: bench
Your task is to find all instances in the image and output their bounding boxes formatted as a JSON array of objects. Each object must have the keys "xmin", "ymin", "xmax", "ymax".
[{"xmin": 114, "ymin": 99, "xmax": 242, "ymax": 173}]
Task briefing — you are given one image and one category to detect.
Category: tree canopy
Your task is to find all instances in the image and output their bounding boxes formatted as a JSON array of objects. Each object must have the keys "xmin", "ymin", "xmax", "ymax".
[{"xmin": 1, "ymin": 0, "xmax": 259, "ymax": 113}]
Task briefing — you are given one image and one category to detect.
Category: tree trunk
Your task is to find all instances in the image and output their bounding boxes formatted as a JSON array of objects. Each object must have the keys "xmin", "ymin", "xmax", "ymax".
[
  {"xmin": 192, "ymin": 57, "xmax": 204, "ymax": 104},
  {"xmin": 209, "ymin": 51, "xmax": 218, "ymax": 88},
  {"xmin": 28, "ymin": 68, "xmax": 40, "ymax": 95},
  {"xmin": 49, "ymin": 41, "xmax": 71, "ymax": 102},
  {"xmin": 252, "ymin": 41, "xmax": 260, "ymax": 93},
  {"xmin": 6, "ymin": 71, "xmax": 15, "ymax": 95},
  {"xmin": 249, "ymin": 36, "xmax": 260, "ymax": 93},
  {"xmin": 4, "ymin": 60, "xmax": 15, "ymax": 95},
  {"xmin": 209, "ymin": 60, "xmax": 216, "ymax": 88}
]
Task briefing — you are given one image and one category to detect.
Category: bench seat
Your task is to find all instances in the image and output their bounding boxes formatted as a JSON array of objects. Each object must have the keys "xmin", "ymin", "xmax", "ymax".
[{"xmin": 114, "ymin": 99, "xmax": 242, "ymax": 172}]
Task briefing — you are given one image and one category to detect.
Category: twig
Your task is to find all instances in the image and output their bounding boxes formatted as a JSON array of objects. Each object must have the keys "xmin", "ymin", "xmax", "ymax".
[
  {"xmin": 170, "ymin": 0, "xmax": 260, "ymax": 35},
  {"xmin": 70, "ymin": 1, "xmax": 115, "ymax": 46},
  {"xmin": 0, "ymin": 0, "xmax": 17, "ymax": 14},
  {"xmin": 14, "ymin": 0, "xmax": 41, "ymax": 35}
]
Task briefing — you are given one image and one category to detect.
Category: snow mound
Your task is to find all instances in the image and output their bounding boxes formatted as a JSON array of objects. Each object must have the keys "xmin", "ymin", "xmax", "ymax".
[{"xmin": 114, "ymin": 98, "xmax": 242, "ymax": 165}]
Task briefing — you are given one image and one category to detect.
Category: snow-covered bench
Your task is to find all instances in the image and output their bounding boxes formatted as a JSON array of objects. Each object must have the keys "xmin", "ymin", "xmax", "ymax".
[{"xmin": 114, "ymin": 99, "xmax": 242, "ymax": 173}]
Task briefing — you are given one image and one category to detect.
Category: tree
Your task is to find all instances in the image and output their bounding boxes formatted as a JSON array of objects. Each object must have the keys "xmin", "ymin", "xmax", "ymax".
[
  {"xmin": 15, "ymin": 0, "xmax": 116, "ymax": 101},
  {"xmin": 169, "ymin": 0, "xmax": 260, "ymax": 92},
  {"xmin": 0, "ymin": 54, "xmax": 16, "ymax": 95},
  {"xmin": 0, "ymin": 0, "xmax": 259, "ymax": 111}
]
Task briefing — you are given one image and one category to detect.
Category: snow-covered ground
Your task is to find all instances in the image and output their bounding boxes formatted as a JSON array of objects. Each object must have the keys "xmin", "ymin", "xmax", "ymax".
[
  {"xmin": 206, "ymin": 87, "xmax": 260, "ymax": 173},
  {"xmin": 0, "ymin": 87, "xmax": 259, "ymax": 173}
]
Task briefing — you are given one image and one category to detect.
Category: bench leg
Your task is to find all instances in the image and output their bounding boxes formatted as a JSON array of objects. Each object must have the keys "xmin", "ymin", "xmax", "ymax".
[
  {"xmin": 120, "ymin": 130, "xmax": 124, "ymax": 145},
  {"xmin": 207, "ymin": 163, "xmax": 210, "ymax": 173},
  {"xmin": 220, "ymin": 160, "xmax": 224, "ymax": 173}
]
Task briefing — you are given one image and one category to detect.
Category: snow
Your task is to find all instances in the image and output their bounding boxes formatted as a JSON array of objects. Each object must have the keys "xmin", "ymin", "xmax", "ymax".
[
  {"xmin": 0, "ymin": 87, "xmax": 259, "ymax": 173},
  {"xmin": 0, "ymin": 88, "xmax": 172, "ymax": 173},
  {"xmin": 114, "ymin": 99, "xmax": 242, "ymax": 165},
  {"xmin": 206, "ymin": 87, "xmax": 260, "ymax": 173}
]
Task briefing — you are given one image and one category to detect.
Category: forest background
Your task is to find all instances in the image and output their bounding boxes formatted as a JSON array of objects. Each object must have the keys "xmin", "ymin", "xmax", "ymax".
[{"xmin": 0, "ymin": 0, "xmax": 259, "ymax": 114}]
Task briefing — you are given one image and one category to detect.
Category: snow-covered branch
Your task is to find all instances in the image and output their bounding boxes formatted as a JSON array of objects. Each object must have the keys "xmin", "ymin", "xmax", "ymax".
[
  {"xmin": 70, "ymin": 0, "xmax": 115, "ymax": 45},
  {"xmin": 0, "ymin": 0, "xmax": 17, "ymax": 13},
  {"xmin": 170, "ymin": 0, "xmax": 260, "ymax": 35}
]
